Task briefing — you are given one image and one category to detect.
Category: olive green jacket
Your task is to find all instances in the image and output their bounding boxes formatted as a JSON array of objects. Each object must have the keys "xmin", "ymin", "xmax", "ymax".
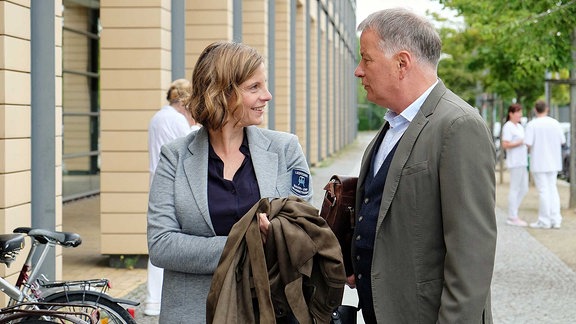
[
  {"xmin": 354, "ymin": 81, "xmax": 497, "ymax": 323},
  {"xmin": 207, "ymin": 197, "xmax": 346, "ymax": 324}
]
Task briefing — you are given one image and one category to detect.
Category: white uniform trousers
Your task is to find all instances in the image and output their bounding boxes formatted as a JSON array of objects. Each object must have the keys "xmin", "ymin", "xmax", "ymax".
[
  {"xmin": 146, "ymin": 259, "xmax": 163, "ymax": 305},
  {"xmin": 507, "ymin": 166, "xmax": 528, "ymax": 219},
  {"xmin": 531, "ymin": 171, "xmax": 563, "ymax": 226}
]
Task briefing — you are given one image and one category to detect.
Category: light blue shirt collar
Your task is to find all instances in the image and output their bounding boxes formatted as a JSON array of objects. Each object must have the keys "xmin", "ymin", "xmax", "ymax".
[
  {"xmin": 384, "ymin": 80, "xmax": 438, "ymax": 126},
  {"xmin": 373, "ymin": 81, "xmax": 438, "ymax": 176}
]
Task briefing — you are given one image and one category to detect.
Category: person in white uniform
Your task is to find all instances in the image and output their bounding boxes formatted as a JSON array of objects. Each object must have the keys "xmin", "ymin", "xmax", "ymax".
[
  {"xmin": 524, "ymin": 100, "xmax": 566, "ymax": 229},
  {"xmin": 145, "ymin": 78, "xmax": 200, "ymax": 316},
  {"xmin": 501, "ymin": 103, "xmax": 529, "ymax": 226}
]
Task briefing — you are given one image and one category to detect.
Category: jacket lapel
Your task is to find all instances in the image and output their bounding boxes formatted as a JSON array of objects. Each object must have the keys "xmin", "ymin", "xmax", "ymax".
[
  {"xmin": 375, "ymin": 81, "xmax": 447, "ymax": 230},
  {"xmin": 183, "ymin": 127, "xmax": 214, "ymax": 230},
  {"xmin": 246, "ymin": 126, "xmax": 279, "ymax": 198}
]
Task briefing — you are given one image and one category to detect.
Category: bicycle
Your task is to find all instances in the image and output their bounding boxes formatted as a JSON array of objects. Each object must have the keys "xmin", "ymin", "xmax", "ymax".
[
  {"xmin": 0, "ymin": 227, "xmax": 139, "ymax": 323},
  {"xmin": 0, "ymin": 301, "xmax": 99, "ymax": 323}
]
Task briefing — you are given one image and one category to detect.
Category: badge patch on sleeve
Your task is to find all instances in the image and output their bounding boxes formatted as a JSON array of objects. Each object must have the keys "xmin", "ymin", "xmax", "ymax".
[{"xmin": 291, "ymin": 169, "xmax": 310, "ymax": 196}]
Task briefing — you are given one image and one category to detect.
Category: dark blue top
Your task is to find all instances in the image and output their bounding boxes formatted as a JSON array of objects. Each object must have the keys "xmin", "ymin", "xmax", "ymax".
[
  {"xmin": 355, "ymin": 127, "xmax": 399, "ymax": 250},
  {"xmin": 208, "ymin": 133, "xmax": 261, "ymax": 235}
]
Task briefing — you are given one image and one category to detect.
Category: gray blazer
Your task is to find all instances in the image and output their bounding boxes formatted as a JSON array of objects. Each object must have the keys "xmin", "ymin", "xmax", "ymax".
[
  {"xmin": 355, "ymin": 81, "xmax": 497, "ymax": 323},
  {"xmin": 147, "ymin": 126, "xmax": 313, "ymax": 323}
]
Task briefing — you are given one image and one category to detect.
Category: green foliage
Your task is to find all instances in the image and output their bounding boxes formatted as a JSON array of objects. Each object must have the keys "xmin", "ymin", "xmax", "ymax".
[
  {"xmin": 112, "ymin": 254, "xmax": 141, "ymax": 270},
  {"xmin": 437, "ymin": 0, "xmax": 576, "ymax": 105},
  {"xmin": 358, "ymin": 103, "xmax": 385, "ymax": 130},
  {"xmin": 551, "ymin": 70, "xmax": 572, "ymax": 106},
  {"xmin": 357, "ymin": 79, "xmax": 385, "ymax": 130},
  {"xmin": 437, "ymin": 23, "xmax": 483, "ymax": 105}
]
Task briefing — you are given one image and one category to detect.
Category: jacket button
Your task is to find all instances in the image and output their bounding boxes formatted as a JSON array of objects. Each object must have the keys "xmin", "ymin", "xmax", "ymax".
[
  {"xmin": 364, "ymin": 197, "xmax": 369, "ymax": 204},
  {"xmin": 356, "ymin": 255, "xmax": 360, "ymax": 261},
  {"xmin": 358, "ymin": 216, "xmax": 363, "ymax": 222},
  {"xmin": 358, "ymin": 274, "xmax": 363, "ymax": 280},
  {"xmin": 356, "ymin": 235, "xmax": 361, "ymax": 241}
]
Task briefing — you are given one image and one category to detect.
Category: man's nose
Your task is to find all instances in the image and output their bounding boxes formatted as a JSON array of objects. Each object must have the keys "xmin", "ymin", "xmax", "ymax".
[{"xmin": 354, "ymin": 65, "xmax": 363, "ymax": 77}]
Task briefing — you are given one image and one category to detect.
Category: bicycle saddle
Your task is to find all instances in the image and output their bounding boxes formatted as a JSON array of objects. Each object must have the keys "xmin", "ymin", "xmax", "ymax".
[
  {"xmin": 0, "ymin": 233, "xmax": 25, "ymax": 253},
  {"xmin": 0, "ymin": 233, "xmax": 25, "ymax": 266},
  {"xmin": 14, "ymin": 227, "xmax": 82, "ymax": 248}
]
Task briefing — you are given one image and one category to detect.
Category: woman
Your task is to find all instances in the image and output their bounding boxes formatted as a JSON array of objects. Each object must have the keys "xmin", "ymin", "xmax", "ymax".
[
  {"xmin": 146, "ymin": 41, "xmax": 313, "ymax": 323},
  {"xmin": 145, "ymin": 78, "xmax": 200, "ymax": 316},
  {"xmin": 501, "ymin": 103, "xmax": 529, "ymax": 226}
]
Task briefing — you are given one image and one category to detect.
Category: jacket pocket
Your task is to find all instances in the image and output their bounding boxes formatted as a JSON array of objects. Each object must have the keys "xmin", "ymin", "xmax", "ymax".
[
  {"xmin": 402, "ymin": 160, "xmax": 428, "ymax": 176},
  {"xmin": 416, "ymin": 278, "xmax": 442, "ymax": 323}
]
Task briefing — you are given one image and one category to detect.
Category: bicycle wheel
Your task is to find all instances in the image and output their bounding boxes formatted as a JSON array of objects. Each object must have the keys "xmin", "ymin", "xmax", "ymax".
[{"xmin": 42, "ymin": 292, "xmax": 136, "ymax": 324}]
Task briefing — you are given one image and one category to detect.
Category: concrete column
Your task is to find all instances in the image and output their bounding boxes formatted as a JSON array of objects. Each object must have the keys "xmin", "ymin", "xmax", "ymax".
[
  {"xmin": 99, "ymin": 0, "xmax": 172, "ymax": 255},
  {"xmin": 308, "ymin": 0, "xmax": 319, "ymax": 165},
  {"xmin": 272, "ymin": 0, "xmax": 291, "ymax": 132},
  {"xmin": 295, "ymin": 2, "xmax": 308, "ymax": 154},
  {"xmin": 267, "ymin": 0, "xmax": 276, "ymax": 129},
  {"xmin": 186, "ymin": 0, "xmax": 234, "ymax": 77},
  {"xmin": 242, "ymin": 0, "xmax": 269, "ymax": 127},
  {"xmin": 330, "ymin": 14, "xmax": 336, "ymax": 153},
  {"xmin": 316, "ymin": 2, "xmax": 324, "ymax": 161}
]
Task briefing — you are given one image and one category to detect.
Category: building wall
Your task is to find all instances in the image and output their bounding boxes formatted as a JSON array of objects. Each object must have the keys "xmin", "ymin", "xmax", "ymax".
[
  {"xmin": 0, "ymin": 0, "xmax": 63, "ymax": 303},
  {"xmin": 99, "ymin": 0, "xmax": 172, "ymax": 254},
  {"xmin": 273, "ymin": 0, "xmax": 291, "ymax": 133},
  {"xmin": 98, "ymin": 0, "xmax": 357, "ymax": 255},
  {"xmin": 295, "ymin": 2, "xmax": 308, "ymax": 157},
  {"xmin": 55, "ymin": 0, "xmax": 64, "ymax": 280},
  {"xmin": 309, "ymin": 1, "xmax": 319, "ymax": 165},
  {"xmin": 0, "ymin": 0, "xmax": 357, "ymax": 259},
  {"xmin": 185, "ymin": 0, "xmax": 233, "ymax": 79},
  {"xmin": 0, "ymin": 0, "xmax": 32, "ymax": 289}
]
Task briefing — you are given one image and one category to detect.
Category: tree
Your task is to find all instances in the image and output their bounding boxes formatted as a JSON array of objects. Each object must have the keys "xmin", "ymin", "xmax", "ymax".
[
  {"xmin": 438, "ymin": 0, "xmax": 576, "ymax": 107},
  {"xmin": 437, "ymin": 0, "xmax": 576, "ymax": 206},
  {"xmin": 436, "ymin": 20, "xmax": 483, "ymax": 106}
]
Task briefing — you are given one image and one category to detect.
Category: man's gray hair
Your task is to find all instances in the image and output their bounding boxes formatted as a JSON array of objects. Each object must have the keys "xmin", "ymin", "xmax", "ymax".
[{"xmin": 358, "ymin": 8, "xmax": 442, "ymax": 68}]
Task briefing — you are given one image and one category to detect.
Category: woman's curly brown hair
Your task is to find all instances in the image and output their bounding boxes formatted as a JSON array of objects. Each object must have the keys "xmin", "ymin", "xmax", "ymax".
[{"xmin": 188, "ymin": 41, "xmax": 264, "ymax": 131}]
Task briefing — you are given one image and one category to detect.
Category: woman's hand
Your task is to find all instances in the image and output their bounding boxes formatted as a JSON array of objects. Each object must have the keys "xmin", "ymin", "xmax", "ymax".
[
  {"xmin": 258, "ymin": 213, "xmax": 270, "ymax": 244},
  {"xmin": 346, "ymin": 275, "xmax": 356, "ymax": 289}
]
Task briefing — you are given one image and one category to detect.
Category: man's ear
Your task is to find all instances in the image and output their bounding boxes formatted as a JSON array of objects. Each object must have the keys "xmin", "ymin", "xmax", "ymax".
[{"xmin": 396, "ymin": 51, "xmax": 411, "ymax": 78}]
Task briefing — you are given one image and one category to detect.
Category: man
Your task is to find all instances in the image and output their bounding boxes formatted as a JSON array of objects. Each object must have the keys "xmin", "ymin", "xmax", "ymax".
[
  {"xmin": 350, "ymin": 8, "xmax": 497, "ymax": 323},
  {"xmin": 524, "ymin": 100, "xmax": 566, "ymax": 229}
]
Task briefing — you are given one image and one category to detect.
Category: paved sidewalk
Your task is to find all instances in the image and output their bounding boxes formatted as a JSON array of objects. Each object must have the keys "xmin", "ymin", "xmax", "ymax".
[{"xmin": 62, "ymin": 131, "xmax": 576, "ymax": 323}]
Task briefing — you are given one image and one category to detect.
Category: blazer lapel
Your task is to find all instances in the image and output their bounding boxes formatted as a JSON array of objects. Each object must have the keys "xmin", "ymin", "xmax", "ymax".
[
  {"xmin": 375, "ymin": 81, "xmax": 447, "ymax": 230},
  {"xmin": 183, "ymin": 127, "xmax": 214, "ymax": 230},
  {"xmin": 246, "ymin": 127, "xmax": 278, "ymax": 198}
]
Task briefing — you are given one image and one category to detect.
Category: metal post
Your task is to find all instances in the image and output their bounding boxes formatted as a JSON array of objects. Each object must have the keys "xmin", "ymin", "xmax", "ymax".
[
  {"xmin": 233, "ymin": 0, "xmax": 242, "ymax": 42},
  {"xmin": 31, "ymin": 0, "xmax": 56, "ymax": 279},
  {"xmin": 171, "ymin": 0, "xmax": 186, "ymax": 80}
]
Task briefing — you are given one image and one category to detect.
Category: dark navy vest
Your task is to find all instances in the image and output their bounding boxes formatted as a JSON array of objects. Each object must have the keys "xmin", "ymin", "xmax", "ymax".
[{"xmin": 355, "ymin": 128, "xmax": 399, "ymax": 250}]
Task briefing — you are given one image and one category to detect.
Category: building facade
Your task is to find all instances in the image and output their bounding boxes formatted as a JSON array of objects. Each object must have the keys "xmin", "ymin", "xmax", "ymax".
[{"xmin": 0, "ymin": 0, "xmax": 357, "ymax": 281}]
